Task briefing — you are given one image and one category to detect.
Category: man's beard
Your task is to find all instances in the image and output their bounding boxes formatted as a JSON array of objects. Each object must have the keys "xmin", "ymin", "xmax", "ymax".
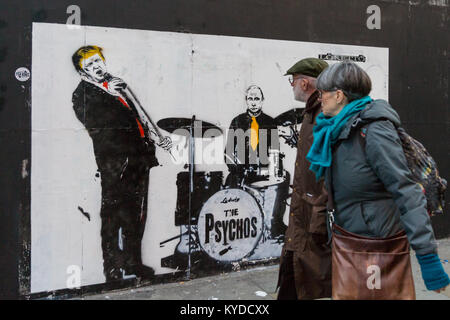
[{"xmin": 294, "ymin": 88, "xmax": 307, "ymax": 102}]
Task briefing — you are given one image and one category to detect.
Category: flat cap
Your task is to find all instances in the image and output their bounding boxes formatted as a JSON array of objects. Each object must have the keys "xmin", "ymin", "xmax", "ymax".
[{"xmin": 284, "ymin": 57, "xmax": 329, "ymax": 78}]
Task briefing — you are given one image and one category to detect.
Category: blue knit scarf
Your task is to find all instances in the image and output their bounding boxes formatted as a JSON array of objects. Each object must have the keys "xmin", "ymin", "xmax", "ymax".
[{"xmin": 306, "ymin": 96, "xmax": 373, "ymax": 180}]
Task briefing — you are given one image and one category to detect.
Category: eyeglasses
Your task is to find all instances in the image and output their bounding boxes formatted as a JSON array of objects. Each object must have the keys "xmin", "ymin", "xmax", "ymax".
[
  {"xmin": 288, "ymin": 75, "xmax": 304, "ymax": 85},
  {"xmin": 318, "ymin": 89, "xmax": 339, "ymax": 99}
]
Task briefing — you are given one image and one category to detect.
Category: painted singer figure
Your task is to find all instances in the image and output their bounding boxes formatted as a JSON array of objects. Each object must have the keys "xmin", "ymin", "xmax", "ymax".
[{"xmin": 71, "ymin": 46, "xmax": 172, "ymax": 282}]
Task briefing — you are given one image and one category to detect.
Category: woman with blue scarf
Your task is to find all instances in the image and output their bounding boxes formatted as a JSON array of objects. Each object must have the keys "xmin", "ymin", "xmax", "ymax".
[{"xmin": 307, "ymin": 62, "xmax": 449, "ymax": 299}]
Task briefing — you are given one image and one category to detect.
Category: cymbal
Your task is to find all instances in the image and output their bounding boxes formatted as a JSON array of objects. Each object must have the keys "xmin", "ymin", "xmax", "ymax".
[
  {"xmin": 274, "ymin": 108, "xmax": 305, "ymax": 126},
  {"xmin": 157, "ymin": 117, "xmax": 223, "ymax": 137}
]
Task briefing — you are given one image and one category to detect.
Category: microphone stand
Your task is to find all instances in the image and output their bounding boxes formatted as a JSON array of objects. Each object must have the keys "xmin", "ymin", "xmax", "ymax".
[{"xmin": 123, "ymin": 86, "xmax": 176, "ymax": 161}]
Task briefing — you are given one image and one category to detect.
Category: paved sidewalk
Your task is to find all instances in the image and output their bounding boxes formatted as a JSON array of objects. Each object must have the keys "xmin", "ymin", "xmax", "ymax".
[{"xmin": 79, "ymin": 238, "xmax": 450, "ymax": 300}]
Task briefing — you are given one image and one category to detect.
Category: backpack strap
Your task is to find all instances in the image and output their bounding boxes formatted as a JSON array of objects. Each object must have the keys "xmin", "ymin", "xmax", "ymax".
[{"xmin": 351, "ymin": 116, "xmax": 393, "ymax": 150}]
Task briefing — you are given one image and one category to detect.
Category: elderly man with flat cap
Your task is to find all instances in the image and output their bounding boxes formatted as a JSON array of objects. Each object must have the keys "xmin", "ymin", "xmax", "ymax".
[{"xmin": 277, "ymin": 58, "xmax": 331, "ymax": 300}]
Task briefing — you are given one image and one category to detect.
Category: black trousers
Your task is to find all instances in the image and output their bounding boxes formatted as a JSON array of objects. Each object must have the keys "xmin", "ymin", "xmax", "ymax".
[
  {"xmin": 99, "ymin": 155, "xmax": 150, "ymax": 278},
  {"xmin": 277, "ymin": 250, "xmax": 298, "ymax": 300}
]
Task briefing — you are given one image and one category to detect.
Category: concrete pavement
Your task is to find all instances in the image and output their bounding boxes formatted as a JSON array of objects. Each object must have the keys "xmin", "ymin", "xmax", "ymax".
[{"xmin": 77, "ymin": 237, "xmax": 450, "ymax": 300}]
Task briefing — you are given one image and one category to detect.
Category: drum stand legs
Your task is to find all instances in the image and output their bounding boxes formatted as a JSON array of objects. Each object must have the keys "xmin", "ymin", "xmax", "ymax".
[
  {"xmin": 187, "ymin": 115, "xmax": 196, "ymax": 279},
  {"xmin": 175, "ymin": 225, "xmax": 200, "ymax": 254}
]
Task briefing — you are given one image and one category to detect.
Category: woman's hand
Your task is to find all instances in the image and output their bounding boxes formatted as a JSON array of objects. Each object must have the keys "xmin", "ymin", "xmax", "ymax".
[
  {"xmin": 434, "ymin": 284, "xmax": 448, "ymax": 294},
  {"xmin": 417, "ymin": 253, "xmax": 450, "ymax": 294}
]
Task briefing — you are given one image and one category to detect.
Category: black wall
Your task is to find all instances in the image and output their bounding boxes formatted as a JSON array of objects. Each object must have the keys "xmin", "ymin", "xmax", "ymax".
[{"xmin": 0, "ymin": 0, "xmax": 448, "ymax": 299}]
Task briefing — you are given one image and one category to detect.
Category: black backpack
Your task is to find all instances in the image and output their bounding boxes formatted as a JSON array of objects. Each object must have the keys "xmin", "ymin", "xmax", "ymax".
[{"xmin": 354, "ymin": 117, "xmax": 447, "ymax": 216}]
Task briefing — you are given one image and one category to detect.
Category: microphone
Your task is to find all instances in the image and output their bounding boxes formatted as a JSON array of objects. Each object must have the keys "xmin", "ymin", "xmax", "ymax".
[
  {"xmin": 103, "ymin": 73, "xmax": 128, "ymax": 95},
  {"xmin": 103, "ymin": 72, "xmax": 113, "ymax": 82}
]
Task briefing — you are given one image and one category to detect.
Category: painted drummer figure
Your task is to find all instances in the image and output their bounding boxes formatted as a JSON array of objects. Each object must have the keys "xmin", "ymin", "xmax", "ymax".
[
  {"xmin": 225, "ymin": 85, "xmax": 280, "ymax": 187},
  {"xmin": 71, "ymin": 45, "xmax": 171, "ymax": 282}
]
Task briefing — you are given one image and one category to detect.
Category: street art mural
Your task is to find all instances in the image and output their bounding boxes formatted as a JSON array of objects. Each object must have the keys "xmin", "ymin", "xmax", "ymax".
[{"xmin": 31, "ymin": 22, "xmax": 388, "ymax": 293}]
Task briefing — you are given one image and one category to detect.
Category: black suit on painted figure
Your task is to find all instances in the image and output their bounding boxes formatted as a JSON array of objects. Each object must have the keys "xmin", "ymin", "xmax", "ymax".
[{"xmin": 71, "ymin": 46, "xmax": 171, "ymax": 282}]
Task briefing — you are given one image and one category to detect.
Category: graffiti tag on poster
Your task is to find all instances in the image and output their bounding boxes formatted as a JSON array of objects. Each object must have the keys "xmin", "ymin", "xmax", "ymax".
[{"xmin": 318, "ymin": 53, "xmax": 367, "ymax": 62}]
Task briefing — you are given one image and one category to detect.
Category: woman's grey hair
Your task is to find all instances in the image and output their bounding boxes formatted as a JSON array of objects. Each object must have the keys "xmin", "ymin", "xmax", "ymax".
[{"xmin": 316, "ymin": 62, "xmax": 372, "ymax": 101}]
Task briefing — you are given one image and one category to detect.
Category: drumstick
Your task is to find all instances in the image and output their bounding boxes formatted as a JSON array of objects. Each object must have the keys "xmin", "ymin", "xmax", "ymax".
[{"xmin": 224, "ymin": 152, "xmax": 244, "ymax": 165}]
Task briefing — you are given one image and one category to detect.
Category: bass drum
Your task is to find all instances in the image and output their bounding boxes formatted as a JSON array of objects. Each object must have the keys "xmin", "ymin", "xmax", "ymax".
[{"xmin": 197, "ymin": 189, "xmax": 264, "ymax": 262}]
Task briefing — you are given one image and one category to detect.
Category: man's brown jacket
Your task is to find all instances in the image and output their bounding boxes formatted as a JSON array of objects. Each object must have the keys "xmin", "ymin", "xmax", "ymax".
[{"xmin": 280, "ymin": 90, "xmax": 331, "ymax": 299}]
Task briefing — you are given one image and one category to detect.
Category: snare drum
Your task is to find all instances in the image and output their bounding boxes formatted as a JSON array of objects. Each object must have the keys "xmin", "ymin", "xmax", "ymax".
[{"xmin": 197, "ymin": 188, "xmax": 264, "ymax": 262}]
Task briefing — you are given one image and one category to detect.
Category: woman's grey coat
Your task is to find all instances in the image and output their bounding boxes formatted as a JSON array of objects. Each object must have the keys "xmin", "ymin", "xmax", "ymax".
[{"xmin": 326, "ymin": 99, "xmax": 437, "ymax": 256}]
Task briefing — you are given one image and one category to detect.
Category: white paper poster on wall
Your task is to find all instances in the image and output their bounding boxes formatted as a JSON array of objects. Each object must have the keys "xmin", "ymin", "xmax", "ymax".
[{"xmin": 31, "ymin": 22, "xmax": 388, "ymax": 293}]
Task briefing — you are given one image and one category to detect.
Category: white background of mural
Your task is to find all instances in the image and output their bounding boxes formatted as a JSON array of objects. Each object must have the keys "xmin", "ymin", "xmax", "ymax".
[{"xmin": 31, "ymin": 22, "xmax": 388, "ymax": 293}]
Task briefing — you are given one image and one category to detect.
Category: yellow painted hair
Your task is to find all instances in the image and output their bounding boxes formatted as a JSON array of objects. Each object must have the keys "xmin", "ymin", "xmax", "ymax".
[{"xmin": 72, "ymin": 45, "xmax": 105, "ymax": 71}]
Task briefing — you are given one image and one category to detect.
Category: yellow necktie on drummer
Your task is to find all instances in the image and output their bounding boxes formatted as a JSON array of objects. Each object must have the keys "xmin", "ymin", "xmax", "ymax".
[{"xmin": 250, "ymin": 116, "xmax": 259, "ymax": 151}]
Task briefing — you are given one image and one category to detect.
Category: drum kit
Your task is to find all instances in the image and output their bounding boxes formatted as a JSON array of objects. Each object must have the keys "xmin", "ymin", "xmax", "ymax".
[{"xmin": 157, "ymin": 114, "xmax": 292, "ymax": 272}]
